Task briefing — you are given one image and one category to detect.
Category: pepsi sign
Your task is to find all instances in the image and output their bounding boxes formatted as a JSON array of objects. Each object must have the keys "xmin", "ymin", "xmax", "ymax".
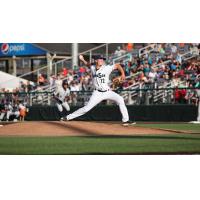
[{"xmin": 0, "ymin": 43, "xmax": 47, "ymax": 57}]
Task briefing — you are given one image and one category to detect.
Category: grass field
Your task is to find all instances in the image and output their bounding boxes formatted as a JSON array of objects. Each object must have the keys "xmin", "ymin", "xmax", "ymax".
[
  {"xmin": 136, "ymin": 123, "xmax": 200, "ymax": 133},
  {"xmin": 0, "ymin": 123, "xmax": 200, "ymax": 155}
]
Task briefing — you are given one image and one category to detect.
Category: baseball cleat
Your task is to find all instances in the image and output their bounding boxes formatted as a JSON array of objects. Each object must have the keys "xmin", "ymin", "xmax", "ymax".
[
  {"xmin": 189, "ymin": 121, "xmax": 200, "ymax": 124},
  {"xmin": 60, "ymin": 117, "xmax": 68, "ymax": 121},
  {"xmin": 122, "ymin": 121, "xmax": 136, "ymax": 126}
]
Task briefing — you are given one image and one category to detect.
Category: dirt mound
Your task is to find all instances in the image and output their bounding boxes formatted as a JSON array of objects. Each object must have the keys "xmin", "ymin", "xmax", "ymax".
[{"xmin": 0, "ymin": 121, "xmax": 176, "ymax": 136}]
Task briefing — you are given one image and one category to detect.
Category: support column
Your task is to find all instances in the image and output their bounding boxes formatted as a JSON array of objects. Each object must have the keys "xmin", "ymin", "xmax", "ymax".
[
  {"xmin": 12, "ymin": 56, "xmax": 17, "ymax": 76},
  {"xmin": 106, "ymin": 43, "xmax": 109, "ymax": 61},
  {"xmin": 5, "ymin": 60, "xmax": 9, "ymax": 73},
  {"xmin": 31, "ymin": 59, "xmax": 34, "ymax": 81},
  {"xmin": 47, "ymin": 53, "xmax": 52, "ymax": 80},
  {"xmin": 72, "ymin": 43, "xmax": 78, "ymax": 70}
]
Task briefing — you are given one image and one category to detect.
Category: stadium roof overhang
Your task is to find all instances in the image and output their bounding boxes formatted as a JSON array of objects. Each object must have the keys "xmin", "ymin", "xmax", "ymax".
[{"xmin": 0, "ymin": 43, "xmax": 70, "ymax": 60}]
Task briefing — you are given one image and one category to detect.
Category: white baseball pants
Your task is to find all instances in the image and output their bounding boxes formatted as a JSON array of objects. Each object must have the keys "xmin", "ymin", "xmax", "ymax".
[
  {"xmin": 0, "ymin": 113, "xmax": 5, "ymax": 121},
  {"xmin": 67, "ymin": 90, "xmax": 129, "ymax": 122},
  {"xmin": 56, "ymin": 102, "xmax": 70, "ymax": 112},
  {"xmin": 6, "ymin": 111, "xmax": 20, "ymax": 120}
]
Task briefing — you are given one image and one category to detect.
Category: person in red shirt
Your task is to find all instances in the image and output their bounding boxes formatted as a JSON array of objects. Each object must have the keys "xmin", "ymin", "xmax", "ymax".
[
  {"xmin": 126, "ymin": 43, "xmax": 133, "ymax": 52},
  {"xmin": 37, "ymin": 74, "xmax": 45, "ymax": 86},
  {"xmin": 62, "ymin": 67, "xmax": 68, "ymax": 77},
  {"xmin": 79, "ymin": 66, "xmax": 86, "ymax": 77}
]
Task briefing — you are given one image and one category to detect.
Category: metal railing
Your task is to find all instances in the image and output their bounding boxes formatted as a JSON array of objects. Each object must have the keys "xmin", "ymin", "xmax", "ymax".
[
  {"xmin": 139, "ymin": 43, "xmax": 158, "ymax": 57},
  {"xmin": 180, "ymin": 48, "xmax": 199, "ymax": 61},
  {"xmin": 152, "ymin": 60, "xmax": 171, "ymax": 69},
  {"xmin": 1, "ymin": 87, "xmax": 199, "ymax": 107},
  {"xmin": 112, "ymin": 53, "xmax": 132, "ymax": 64}
]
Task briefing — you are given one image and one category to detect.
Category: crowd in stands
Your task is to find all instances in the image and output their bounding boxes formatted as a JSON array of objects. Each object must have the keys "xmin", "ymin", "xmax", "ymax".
[{"xmin": 1, "ymin": 43, "xmax": 200, "ymax": 121}]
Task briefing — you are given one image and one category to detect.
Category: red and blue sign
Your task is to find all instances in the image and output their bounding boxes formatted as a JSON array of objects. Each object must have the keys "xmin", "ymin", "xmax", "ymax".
[{"xmin": 0, "ymin": 43, "xmax": 47, "ymax": 57}]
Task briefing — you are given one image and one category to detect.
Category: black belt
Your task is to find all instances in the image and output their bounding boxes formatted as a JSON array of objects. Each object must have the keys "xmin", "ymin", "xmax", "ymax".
[{"xmin": 96, "ymin": 89, "xmax": 109, "ymax": 92}]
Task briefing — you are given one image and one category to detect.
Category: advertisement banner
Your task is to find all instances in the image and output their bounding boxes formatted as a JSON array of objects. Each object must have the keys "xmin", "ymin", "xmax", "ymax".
[{"xmin": 0, "ymin": 43, "xmax": 47, "ymax": 57}]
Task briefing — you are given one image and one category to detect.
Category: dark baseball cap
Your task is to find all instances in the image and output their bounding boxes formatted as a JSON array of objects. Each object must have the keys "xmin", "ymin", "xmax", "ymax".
[{"xmin": 94, "ymin": 55, "xmax": 106, "ymax": 60}]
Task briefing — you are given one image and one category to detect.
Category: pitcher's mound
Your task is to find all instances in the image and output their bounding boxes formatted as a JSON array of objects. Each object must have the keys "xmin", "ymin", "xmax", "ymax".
[{"xmin": 0, "ymin": 121, "xmax": 180, "ymax": 137}]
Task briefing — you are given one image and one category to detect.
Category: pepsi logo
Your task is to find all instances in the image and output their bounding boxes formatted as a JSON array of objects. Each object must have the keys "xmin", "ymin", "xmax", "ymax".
[{"xmin": 1, "ymin": 43, "xmax": 9, "ymax": 54}]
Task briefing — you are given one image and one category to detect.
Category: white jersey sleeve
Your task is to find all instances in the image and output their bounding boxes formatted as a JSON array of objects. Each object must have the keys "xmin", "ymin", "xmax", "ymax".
[{"xmin": 106, "ymin": 64, "xmax": 116, "ymax": 74}]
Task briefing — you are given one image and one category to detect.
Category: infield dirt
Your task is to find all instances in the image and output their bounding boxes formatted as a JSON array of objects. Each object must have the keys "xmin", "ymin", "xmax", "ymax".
[{"xmin": 0, "ymin": 121, "xmax": 182, "ymax": 136}]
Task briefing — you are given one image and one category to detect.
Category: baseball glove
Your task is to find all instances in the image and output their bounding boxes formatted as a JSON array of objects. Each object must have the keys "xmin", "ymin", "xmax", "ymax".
[{"xmin": 112, "ymin": 76, "xmax": 123, "ymax": 89}]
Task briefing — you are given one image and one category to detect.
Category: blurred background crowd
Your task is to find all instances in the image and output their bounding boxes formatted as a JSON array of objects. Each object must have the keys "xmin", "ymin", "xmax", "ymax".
[{"xmin": 1, "ymin": 43, "xmax": 200, "ymax": 121}]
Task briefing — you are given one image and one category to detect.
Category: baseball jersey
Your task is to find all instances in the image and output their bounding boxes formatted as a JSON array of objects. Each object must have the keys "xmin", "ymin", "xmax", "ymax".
[
  {"xmin": 5, "ymin": 104, "xmax": 13, "ymax": 111},
  {"xmin": 55, "ymin": 87, "xmax": 70, "ymax": 102},
  {"xmin": 91, "ymin": 64, "xmax": 115, "ymax": 91},
  {"xmin": 19, "ymin": 103, "xmax": 26, "ymax": 110}
]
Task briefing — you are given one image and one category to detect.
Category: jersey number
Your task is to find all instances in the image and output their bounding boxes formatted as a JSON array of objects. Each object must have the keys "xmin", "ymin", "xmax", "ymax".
[{"xmin": 100, "ymin": 79, "xmax": 105, "ymax": 83}]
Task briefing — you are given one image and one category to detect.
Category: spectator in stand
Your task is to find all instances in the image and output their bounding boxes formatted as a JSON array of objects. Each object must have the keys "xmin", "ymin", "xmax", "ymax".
[
  {"xmin": 140, "ymin": 72, "xmax": 149, "ymax": 83},
  {"xmin": 158, "ymin": 44, "xmax": 165, "ymax": 55},
  {"xmin": 171, "ymin": 44, "xmax": 178, "ymax": 57},
  {"xmin": 114, "ymin": 46, "xmax": 126, "ymax": 57},
  {"xmin": 79, "ymin": 66, "xmax": 86, "ymax": 77},
  {"xmin": 148, "ymin": 56, "xmax": 153, "ymax": 65},
  {"xmin": 126, "ymin": 43, "xmax": 133, "ymax": 52},
  {"xmin": 170, "ymin": 61, "xmax": 177, "ymax": 71},
  {"xmin": 49, "ymin": 74, "xmax": 56, "ymax": 89},
  {"xmin": 176, "ymin": 53, "xmax": 182, "ymax": 64},
  {"xmin": 19, "ymin": 81, "xmax": 26, "ymax": 92},
  {"xmin": 67, "ymin": 72, "xmax": 74, "ymax": 84},
  {"xmin": 124, "ymin": 62, "xmax": 131, "ymax": 76},
  {"xmin": 25, "ymin": 81, "xmax": 34, "ymax": 92},
  {"xmin": 143, "ymin": 62, "xmax": 151, "ymax": 76},
  {"xmin": 148, "ymin": 68, "xmax": 158, "ymax": 83},
  {"xmin": 55, "ymin": 73, "xmax": 63, "ymax": 90},
  {"xmin": 70, "ymin": 81, "xmax": 79, "ymax": 105},
  {"xmin": 172, "ymin": 75, "xmax": 180, "ymax": 87},
  {"xmin": 37, "ymin": 74, "xmax": 45, "ymax": 86},
  {"xmin": 62, "ymin": 67, "xmax": 68, "ymax": 77}
]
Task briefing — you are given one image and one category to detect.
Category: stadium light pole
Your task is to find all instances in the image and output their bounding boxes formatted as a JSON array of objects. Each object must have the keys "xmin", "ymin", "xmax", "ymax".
[{"xmin": 72, "ymin": 43, "xmax": 78, "ymax": 70}]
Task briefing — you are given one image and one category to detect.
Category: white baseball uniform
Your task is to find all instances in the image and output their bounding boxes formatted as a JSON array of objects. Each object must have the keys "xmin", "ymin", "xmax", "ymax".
[
  {"xmin": 66, "ymin": 64, "xmax": 129, "ymax": 122},
  {"xmin": 54, "ymin": 87, "xmax": 70, "ymax": 112},
  {"xmin": 6, "ymin": 104, "xmax": 20, "ymax": 121}
]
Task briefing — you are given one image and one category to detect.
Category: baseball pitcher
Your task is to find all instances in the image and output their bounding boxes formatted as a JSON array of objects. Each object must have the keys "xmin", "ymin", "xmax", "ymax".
[{"xmin": 61, "ymin": 55, "xmax": 135, "ymax": 126}]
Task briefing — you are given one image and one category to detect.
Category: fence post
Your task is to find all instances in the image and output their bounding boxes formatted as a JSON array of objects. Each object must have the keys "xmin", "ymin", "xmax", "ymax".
[
  {"xmin": 128, "ymin": 91, "xmax": 132, "ymax": 105},
  {"xmin": 29, "ymin": 93, "xmax": 32, "ymax": 106},
  {"xmin": 139, "ymin": 83, "xmax": 142, "ymax": 98},
  {"xmin": 47, "ymin": 92, "xmax": 50, "ymax": 105},
  {"xmin": 145, "ymin": 90, "xmax": 149, "ymax": 105}
]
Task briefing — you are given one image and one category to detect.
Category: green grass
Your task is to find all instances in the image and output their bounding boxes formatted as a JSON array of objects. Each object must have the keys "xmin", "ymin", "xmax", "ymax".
[
  {"xmin": 1, "ymin": 134, "xmax": 200, "ymax": 154},
  {"xmin": 136, "ymin": 123, "xmax": 200, "ymax": 132}
]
